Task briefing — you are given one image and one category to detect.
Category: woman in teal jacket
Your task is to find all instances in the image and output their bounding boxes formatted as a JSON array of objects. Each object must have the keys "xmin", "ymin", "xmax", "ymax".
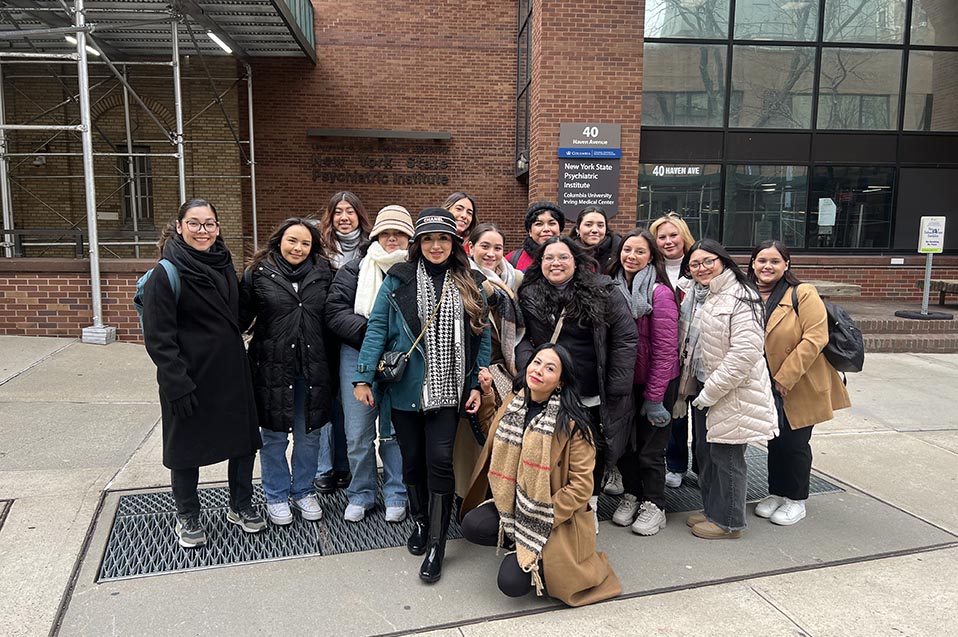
[{"xmin": 354, "ymin": 208, "xmax": 490, "ymax": 584}]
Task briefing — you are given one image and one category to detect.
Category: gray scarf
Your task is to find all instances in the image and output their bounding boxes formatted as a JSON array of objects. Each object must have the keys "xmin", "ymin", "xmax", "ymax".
[
  {"xmin": 417, "ymin": 260, "xmax": 465, "ymax": 412},
  {"xmin": 616, "ymin": 266, "xmax": 656, "ymax": 319}
]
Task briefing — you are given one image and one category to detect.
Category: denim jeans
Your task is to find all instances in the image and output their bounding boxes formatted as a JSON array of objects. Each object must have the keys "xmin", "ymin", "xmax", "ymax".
[
  {"xmin": 260, "ymin": 378, "xmax": 323, "ymax": 503},
  {"xmin": 339, "ymin": 344, "xmax": 407, "ymax": 509},
  {"xmin": 665, "ymin": 414, "xmax": 695, "ymax": 474},
  {"xmin": 316, "ymin": 394, "xmax": 350, "ymax": 477},
  {"xmin": 692, "ymin": 404, "xmax": 748, "ymax": 532}
]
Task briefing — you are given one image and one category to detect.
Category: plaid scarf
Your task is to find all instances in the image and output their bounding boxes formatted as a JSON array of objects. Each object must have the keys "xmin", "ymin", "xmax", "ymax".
[
  {"xmin": 488, "ymin": 390, "xmax": 559, "ymax": 595},
  {"xmin": 417, "ymin": 260, "xmax": 465, "ymax": 412}
]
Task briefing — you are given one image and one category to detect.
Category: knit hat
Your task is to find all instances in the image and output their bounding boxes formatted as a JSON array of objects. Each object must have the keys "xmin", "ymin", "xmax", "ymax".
[
  {"xmin": 413, "ymin": 207, "xmax": 461, "ymax": 242},
  {"xmin": 370, "ymin": 205, "xmax": 414, "ymax": 239},
  {"xmin": 524, "ymin": 201, "xmax": 566, "ymax": 232}
]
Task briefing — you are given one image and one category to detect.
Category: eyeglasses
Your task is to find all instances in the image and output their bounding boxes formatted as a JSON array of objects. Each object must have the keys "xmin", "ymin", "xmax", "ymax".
[
  {"xmin": 688, "ymin": 257, "xmax": 717, "ymax": 271},
  {"xmin": 184, "ymin": 220, "xmax": 218, "ymax": 233},
  {"xmin": 542, "ymin": 254, "xmax": 573, "ymax": 263}
]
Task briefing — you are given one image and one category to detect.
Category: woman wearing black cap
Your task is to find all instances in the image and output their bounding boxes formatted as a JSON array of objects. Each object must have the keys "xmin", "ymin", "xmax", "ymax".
[
  {"xmin": 505, "ymin": 201, "xmax": 566, "ymax": 272},
  {"xmin": 353, "ymin": 208, "xmax": 491, "ymax": 583}
]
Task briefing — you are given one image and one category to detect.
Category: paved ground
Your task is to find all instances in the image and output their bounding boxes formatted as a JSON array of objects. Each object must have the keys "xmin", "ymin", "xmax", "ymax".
[{"xmin": 0, "ymin": 335, "xmax": 956, "ymax": 636}]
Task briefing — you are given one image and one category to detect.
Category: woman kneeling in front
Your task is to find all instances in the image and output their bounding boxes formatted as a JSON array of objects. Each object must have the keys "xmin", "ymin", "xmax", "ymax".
[{"xmin": 460, "ymin": 343, "xmax": 622, "ymax": 607}]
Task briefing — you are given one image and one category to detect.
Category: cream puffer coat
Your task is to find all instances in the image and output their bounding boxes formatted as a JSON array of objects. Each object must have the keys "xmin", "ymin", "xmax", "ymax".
[{"xmin": 678, "ymin": 269, "xmax": 778, "ymax": 444}]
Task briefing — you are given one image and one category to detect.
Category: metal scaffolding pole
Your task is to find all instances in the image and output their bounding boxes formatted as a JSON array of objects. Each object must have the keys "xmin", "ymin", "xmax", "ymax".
[
  {"xmin": 246, "ymin": 64, "xmax": 258, "ymax": 249},
  {"xmin": 171, "ymin": 17, "xmax": 186, "ymax": 203},
  {"xmin": 0, "ymin": 63, "xmax": 15, "ymax": 258},
  {"xmin": 76, "ymin": 0, "xmax": 115, "ymax": 344},
  {"xmin": 121, "ymin": 65, "xmax": 140, "ymax": 258}
]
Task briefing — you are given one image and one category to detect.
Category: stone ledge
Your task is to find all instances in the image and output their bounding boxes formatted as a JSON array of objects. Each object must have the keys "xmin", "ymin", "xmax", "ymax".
[{"xmin": 0, "ymin": 258, "xmax": 155, "ymax": 274}]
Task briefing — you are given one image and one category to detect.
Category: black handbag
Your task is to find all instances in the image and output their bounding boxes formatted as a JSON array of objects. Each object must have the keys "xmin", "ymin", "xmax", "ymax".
[{"xmin": 374, "ymin": 280, "xmax": 449, "ymax": 384}]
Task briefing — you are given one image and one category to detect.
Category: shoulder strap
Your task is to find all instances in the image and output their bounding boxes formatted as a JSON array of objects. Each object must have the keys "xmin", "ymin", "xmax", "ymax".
[
  {"xmin": 158, "ymin": 259, "xmax": 180, "ymax": 302},
  {"xmin": 550, "ymin": 309, "xmax": 566, "ymax": 344},
  {"xmin": 405, "ymin": 278, "xmax": 450, "ymax": 358},
  {"xmin": 508, "ymin": 250, "xmax": 523, "ymax": 268},
  {"xmin": 791, "ymin": 285, "xmax": 799, "ymax": 316}
]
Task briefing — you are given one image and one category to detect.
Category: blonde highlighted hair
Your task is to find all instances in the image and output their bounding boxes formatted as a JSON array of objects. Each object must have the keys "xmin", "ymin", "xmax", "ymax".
[{"xmin": 648, "ymin": 214, "xmax": 696, "ymax": 255}]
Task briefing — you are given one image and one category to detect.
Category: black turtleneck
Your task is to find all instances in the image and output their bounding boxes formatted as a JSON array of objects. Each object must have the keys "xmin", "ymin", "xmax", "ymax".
[{"xmin": 422, "ymin": 257, "xmax": 450, "ymax": 295}]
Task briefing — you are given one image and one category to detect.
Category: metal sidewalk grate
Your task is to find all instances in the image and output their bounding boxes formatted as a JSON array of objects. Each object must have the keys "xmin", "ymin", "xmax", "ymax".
[{"xmin": 98, "ymin": 482, "xmax": 463, "ymax": 582}]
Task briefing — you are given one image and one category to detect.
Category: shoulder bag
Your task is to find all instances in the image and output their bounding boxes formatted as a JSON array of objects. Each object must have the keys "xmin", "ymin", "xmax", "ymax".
[{"xmin": 375, "ymin": 279, "xmax": 450, "ymax": 383}]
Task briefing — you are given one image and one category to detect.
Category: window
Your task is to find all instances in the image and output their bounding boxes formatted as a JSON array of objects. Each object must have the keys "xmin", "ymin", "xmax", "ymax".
[
  {"xmin": 823, "ymin": 0, "xmax": 906, "ymax": 44},
  {"xmin": 723, "ymin": 165, "xmax": 808, "ymax": 248},
  {"xmin": 910, "ymin": 0, "xmax": 958, "ymax": 47},
  {"xmin": 730, "ymin": 45, "xmax": 816, "ymax": 128},
  {"xmin": 734, "ymin": 0, "xmax": 819, "ymax": 41},
  {"xmin": 818, "ymin": 49, "xmax": 901, "ymax": 129},
  {"xmin": 515, "ymin": 0, "xmax": 532, "ymax": 177},
  {"xmin": 904, "ymin": 50, "xmax": 958, "ymax": 131},
  {"xmin": 119, "ymin": 145, "xmax": 154, "ymax": 228},
  {"xmin": 642, "ymin": 43, "xmax": 728, "ymax": 127},
  {"xmin": 638, "ymin": 164, "xmax": 722, "ymax": 240},
  {"xmin": 809, "ymin": 166, "xmax": 894, "ymax": 248},
  {"xmin": 645, "ymin": 0, "xmax": 730, "ymax": 39}
]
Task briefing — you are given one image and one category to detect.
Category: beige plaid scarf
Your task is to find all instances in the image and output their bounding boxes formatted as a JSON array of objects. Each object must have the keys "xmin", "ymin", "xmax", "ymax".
[{"xmin": 488, "ymin": 390, "xmax": 559, "ymax": 595}]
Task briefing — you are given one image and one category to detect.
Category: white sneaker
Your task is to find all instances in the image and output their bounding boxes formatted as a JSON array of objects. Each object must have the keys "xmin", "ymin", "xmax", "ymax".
[
  {"xmin": 266, "ymin": 501, "xmax": 293, "ymax": 526},
  {"xmin": 665, "ymin": 471, "xmax": 683, "ymax": 488},
  {"xmin": 770, "ymin": 498, "xmax": 806, "ymax": 526},
  {"xmin": 603, "ymin": 467, "xmax": 624, "ymax": 495},
  {"xmin": 589, "ymin": 495, "xmax": 600, "ymax": 534},
  {"xmin": 385, "ymin": 505, "xmax": 406, "ymax": 523},
  {"xmin": 612, "ymin": 493, "xmax": 639, "ymax": 526},
  {"xmin": 343, "ymin": 503, "xmax": 366, "ymax": 523},
  {"xmin": 631, "ymin": 501, "xmax": 667, "ymax": 536},
  {"xmin": 755, "ymin": 495, "xmax": 786, "ymax": 519},
  {"xmin": 291, "ymin": 494, "xmax": 323, "ymax": 521}
]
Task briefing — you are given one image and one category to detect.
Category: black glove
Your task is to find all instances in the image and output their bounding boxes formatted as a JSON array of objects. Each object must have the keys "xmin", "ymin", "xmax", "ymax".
[{"xmin": 169, "ymin": 392, "xmax": 198, "ymax": 418}]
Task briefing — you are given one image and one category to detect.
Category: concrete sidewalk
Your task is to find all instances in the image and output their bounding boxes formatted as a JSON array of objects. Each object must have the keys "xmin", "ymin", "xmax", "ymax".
[{"xmin": 0, "ymin": 336, "xmax": 955, "ymax": 636}]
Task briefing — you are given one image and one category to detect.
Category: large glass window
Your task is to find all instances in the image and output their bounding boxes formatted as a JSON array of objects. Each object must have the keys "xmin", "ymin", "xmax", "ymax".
[
  {"xmin": 734, "ymin": 0, "xmax": 819, "ymax": 41},
  {"xmin": 809, "ymin": 166, "xmax": 894, "ymax": 248},
  {"xmin": 724, "ymin": 165, "xmax": 808, "ymax": 248},
  {"xmin": 910, "ymin": 0, "xmax": 958, "ymax": 47},
  {"xmin": 638, "ymin": 164, "xmax": 722, "ymax": 240},
  {"xmin": 818, "ymin": 48, "xmax": 901, "ymax": 129},
  {"xmin": 904, "ymin": 50, "xmax": 958, "ymax": 131},
  {"xmin": 642, "ymin": 43, "xmax": 728, "ymax": 127},
  {"xmin": 730, "ymin": 45, "xmax": 816, "ymax": 128},
  {"xmin": 645, "ymin": 0, "xmax": 729, "ymax": 39},
  {"xmin": 823, "ymin": 0, "xmax": 906, "ymax": 44}
]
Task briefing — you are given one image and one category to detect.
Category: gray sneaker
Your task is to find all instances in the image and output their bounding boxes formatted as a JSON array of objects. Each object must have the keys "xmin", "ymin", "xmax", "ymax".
[
  {"xmin": 175, "ymin": 514, "xmax": 207, "ymax": 548},
  {"xmin": 227, "ymin": 506, "xmax": 267, "ymax": 533}
]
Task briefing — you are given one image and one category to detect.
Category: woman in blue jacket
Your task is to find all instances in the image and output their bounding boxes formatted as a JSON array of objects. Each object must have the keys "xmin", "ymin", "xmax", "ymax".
[{"xmin": 354, "ymin": 208, "xmax": 490, "ymax": 584}]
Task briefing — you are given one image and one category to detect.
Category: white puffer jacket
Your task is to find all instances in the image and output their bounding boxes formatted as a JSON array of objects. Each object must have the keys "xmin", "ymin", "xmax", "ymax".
[{"xmin": 678, "ymin": 269, "xmax": 778, "ymax": 444}]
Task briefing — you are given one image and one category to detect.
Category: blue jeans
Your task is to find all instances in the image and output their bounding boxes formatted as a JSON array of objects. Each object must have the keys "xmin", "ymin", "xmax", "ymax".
[
  {"xmin": 316, "ymin": 394, "xmax": 350, "ymax": 477},
  {"xmin": 340, "ymin": 345, "xmax": 407, "ymax": 509},
  {"xmin": 260, "ymin": 378, "xmax": 323, "ymax": 503}
]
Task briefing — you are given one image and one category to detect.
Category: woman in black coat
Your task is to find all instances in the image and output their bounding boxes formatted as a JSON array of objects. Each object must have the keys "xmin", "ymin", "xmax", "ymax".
[
  {"xmin": 142, "ymin": 198, "xmax": 264, "ymax": 549},
  {"xmin": 239, "ymin": 218, "xmax": 333, "ymax": 526},
  {"xmin": 515, "ymin": 235, "xmax": 638, "ymax": 531}
]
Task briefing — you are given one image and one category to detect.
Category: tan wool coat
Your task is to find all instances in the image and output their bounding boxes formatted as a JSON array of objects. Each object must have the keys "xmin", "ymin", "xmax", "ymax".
[
  {"xmin": 461, "ymin": 397, "xmax": 622, "ymax": 607},
  {"xmin": 765, "ymin": 283, "xmax": 851, "ymax": 428}
]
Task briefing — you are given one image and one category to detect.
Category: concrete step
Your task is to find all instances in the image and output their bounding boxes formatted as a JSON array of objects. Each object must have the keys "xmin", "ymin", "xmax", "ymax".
[{"xmin": 864, "ymin": 332, "xmax": 958, "ymax": 353}]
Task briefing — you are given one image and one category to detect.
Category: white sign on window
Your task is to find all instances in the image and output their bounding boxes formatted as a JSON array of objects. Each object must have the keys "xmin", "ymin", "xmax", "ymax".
[
  {"xmin": 818, "ymin": 198, "xmax": 837, "ymax": 226},
  {"xmin": 918, "ymin": 216, "xmax": 946, "ymax": 254}
]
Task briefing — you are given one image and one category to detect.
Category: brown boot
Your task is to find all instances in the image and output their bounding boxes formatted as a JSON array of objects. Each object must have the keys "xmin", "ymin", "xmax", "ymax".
[
  {"xmin": 686, "ymin": 511, "xmax": 706, "ymax": 528},
  {"xmin": 691, "ymin": 520, "xmax": 741, "ymax": 539}
]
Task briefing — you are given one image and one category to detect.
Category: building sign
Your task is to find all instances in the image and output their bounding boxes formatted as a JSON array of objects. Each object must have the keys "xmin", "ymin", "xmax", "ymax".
[
  {"xmin": 918, "ymin": 216, "xmax": 946, "ymax": 254},
  {"xmin": 818, "ymin": 198, "xmax": 837, "ymax": 226},
  {"xmin": 558, "ymin": 123, "xmax": 621, "ymax": 217},
  {"xmin": 650, "ymin": 165, "xmax": 702, "ymax": 177},
  {"xmin": 310, "ymin": 139, "xmax": 451, "ymax": 187}
]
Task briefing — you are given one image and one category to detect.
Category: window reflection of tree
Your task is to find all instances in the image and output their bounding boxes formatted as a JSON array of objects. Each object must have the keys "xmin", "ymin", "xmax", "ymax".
[{"xmin": 820, "ymin": 50, "xmax": 894, "ymax": 129}]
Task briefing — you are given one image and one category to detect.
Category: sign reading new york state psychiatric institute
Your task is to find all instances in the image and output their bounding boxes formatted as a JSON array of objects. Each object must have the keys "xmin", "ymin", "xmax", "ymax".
[{"xmin": 558, "ymin": 123, "xmax": 621, "ymax": 219}]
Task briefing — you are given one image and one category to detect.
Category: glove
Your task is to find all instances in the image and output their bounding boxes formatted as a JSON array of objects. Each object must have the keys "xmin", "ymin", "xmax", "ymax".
[
  {"xmin": 169, "ymin": 392, "xmax": 198, "ymax": 418},
  {"xmin": 641, "ymin": 400, "xmax": 671, "ymax": 427}
]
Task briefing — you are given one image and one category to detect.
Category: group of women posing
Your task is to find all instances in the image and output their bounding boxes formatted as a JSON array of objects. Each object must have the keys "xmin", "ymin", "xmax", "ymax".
[{"xmin": 141, "ymin": 193, "xmax": 848, "ymax": 609}]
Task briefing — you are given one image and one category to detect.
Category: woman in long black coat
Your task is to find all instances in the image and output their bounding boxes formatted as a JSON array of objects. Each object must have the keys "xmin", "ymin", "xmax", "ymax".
[
  {"xmin": 142, "ymin": 198, "xmax": 264, "ymax": 549},
  {"xmin": 239, "ymin": 218, "xmax": 333, "ymax": 526}
]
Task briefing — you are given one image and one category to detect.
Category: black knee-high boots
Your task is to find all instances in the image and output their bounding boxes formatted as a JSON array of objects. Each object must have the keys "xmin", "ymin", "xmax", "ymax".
[{"xmin": 419, "ymin": 492, "xmax": 453, "ymax": 583}]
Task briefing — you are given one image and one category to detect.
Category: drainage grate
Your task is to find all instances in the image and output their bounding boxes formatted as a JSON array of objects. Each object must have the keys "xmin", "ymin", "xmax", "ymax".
[
  {"xmin": 98, "ymin": 482, "xmax": 462, "ymax": 582},
  {"xmin": 98, "ymin": 446, "xmax": 841, "ymax": 581}
]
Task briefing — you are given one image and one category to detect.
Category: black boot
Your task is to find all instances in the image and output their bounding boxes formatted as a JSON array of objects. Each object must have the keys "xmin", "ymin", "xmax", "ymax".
[
  {"xmin": 419, "ymin": 492, "xmax": 453, "ymax": 583},
  {"xmin": 406, "ymin": 484, "xmax": 429, "ymax": 556}
]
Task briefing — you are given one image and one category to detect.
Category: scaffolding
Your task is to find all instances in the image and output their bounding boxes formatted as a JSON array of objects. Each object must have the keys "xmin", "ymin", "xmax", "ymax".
[{"xmin": 0, "ymin": 1, "xmax": 267, "ymax": 344}]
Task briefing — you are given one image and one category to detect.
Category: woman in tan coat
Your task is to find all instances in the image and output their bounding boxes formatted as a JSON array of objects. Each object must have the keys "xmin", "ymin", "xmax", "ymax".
[
  {"xmin": 460, "ymin": 343, "xmax": 621, "ymax": 607},
  {"xmin": 749, "ymin": 240, "xmax": 851, "ymax": 526}
]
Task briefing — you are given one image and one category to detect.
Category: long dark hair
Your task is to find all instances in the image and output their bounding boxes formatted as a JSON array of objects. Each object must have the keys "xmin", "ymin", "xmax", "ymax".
[
  {"xmin": 408, "ymin": 233, "xmax": 487, "ymax": 335},
  {"xmin": 518, "ymin": 235, "xmax": 607, "ymax": 327},
  {"xmin": 747, "ymin": 239, "xmax": 802, "ymax": 287},
  {"xmin": 442, "ymin": 191, "xmax": 478, "ymax": 237},
  {"xmin": 682, "ymin": 238, "xmax": 763, "ymax": 323},
  {"xmin": 513, "ymin": 343, "xmax": 595, "ymax": 446},
  {"xmin": 320, "ymin": 191, "xmax": 372, "ymax": 258},
  {"xmin": 159, "ymin": 198, "xmax": 219, "ymax": 254},
  {"xmin": 608, "ymin": 227, "xmax": 675, "ymax": 298},
  {"xmin": 570, "ymin": 206, "xmax": 608, "ymax": 242},
  {"xmin": 246, "ymin": 217, "xmax": 326, "ymax": 269}
]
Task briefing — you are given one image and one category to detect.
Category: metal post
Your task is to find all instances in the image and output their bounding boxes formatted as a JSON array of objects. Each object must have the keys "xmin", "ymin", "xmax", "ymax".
[
  {"xmin": 921, "ymin": 253, "xmax": 933, "ymax": 316},
  {"xmin": 171, "ymin": 17, "xmax": 187, "ymax": 203},
  {"xmin": 121, "ymin": 65, "xmax": 140, "ymax": 258},
  {"xmin": 76, "ymin": 0, "xmax": 115, "ymax": 344},
  {"xmin": 245, "ymin": 64, "xmax": 258, "ymax": 249},
  {"xmin": 0, "ymin": 62, "xmax": 15, "ymax": 258}
]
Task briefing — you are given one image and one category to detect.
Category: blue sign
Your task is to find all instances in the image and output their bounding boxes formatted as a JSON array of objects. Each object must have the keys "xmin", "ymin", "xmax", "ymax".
[{"xmin": 558, "ymin": 148, "xmax": 622, "ymax": 159}]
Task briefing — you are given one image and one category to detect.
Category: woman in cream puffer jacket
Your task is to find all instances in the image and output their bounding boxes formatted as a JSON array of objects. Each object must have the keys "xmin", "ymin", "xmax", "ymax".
[{"xmin": 675, "ymin": 239, "xmax": 777, "ymax": 540}]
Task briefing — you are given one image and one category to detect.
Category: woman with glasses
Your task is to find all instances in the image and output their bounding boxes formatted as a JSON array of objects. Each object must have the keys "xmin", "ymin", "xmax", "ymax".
[
  {"xmin": 648, "ymin": 213, "xmax": 697, "ymax": 489},
  {"xmin": 515, "ymin": 235, "xmax": 638, "ymax": 532},
  {"xmin": 570, "ymin": 206, "xmax": 620, "ymax": 273},
  {"xmin": 442, "ymin": 192, "xmax": 478, "ymax": 253},
  {"xmin": 675, "ymin": 239, "xmax": 778, "ymax": 539},
  {"xmin": 142, "ymin": 198, "xmax": 264, "ymax": 549},
  {"xmin": 748, "ymin": 240, "xmax": 850, "ymax": 526},
  {"xmin": 506, "ymin": 202, "xmax": 566, "ymax": 272},
  {"xmin": 239, "ymin": 218, "xmax": 331, "ymax": 526},
  {"xmin": 353, "ymin": 208, "xmax": 490, "ymax": 583}
]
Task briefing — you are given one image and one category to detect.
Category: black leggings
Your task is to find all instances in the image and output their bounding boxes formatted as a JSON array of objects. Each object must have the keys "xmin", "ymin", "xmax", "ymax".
[
  {"xmin": 170, "ymin": 454, "xmax": 255, "ymax": 517},
  {"xmin": 391, "ymin": 407, "xmax": 458, "ymax": 494},
  {"xmin": 461, "ymin": 501, "xmax": 541, "ymax": 598}
]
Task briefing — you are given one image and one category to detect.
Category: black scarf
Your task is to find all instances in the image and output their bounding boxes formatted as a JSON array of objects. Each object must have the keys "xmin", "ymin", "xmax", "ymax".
[
  {"xmin": 763, "ymin": 277, "xmax": 790, "ymax": 327},
  {"xmin": 271, "ymin": 251, "xmax": 315, "ymax": 285},
  {"xmin": 522, "ymin": 236, "xmax": 541, "ymax": 261},
  {"xmin": 589, "ymin": 233, "xmax": 614, "ymax": 269},
  {"xmin": 163, "ymin": 233, "xmax": 238, "ymax": 318}
]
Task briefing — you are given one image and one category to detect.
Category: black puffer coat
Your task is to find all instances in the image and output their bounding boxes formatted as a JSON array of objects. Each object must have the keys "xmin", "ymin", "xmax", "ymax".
[
  {"xmin": 239, "ymin": 257, "xmax": 333, "ymax": 433},
  {"xmin": 325, "ymin": 257, "xmax": 366, "ymax": 350}
]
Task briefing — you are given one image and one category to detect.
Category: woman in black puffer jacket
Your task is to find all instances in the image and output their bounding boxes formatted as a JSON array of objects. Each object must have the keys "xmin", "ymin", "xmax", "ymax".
[{"xmin": 239, "ymin": 218, "xmax": 333, "ymax": 526}]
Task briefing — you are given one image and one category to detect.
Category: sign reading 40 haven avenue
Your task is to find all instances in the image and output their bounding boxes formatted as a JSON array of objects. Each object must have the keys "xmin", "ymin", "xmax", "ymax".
[{"xmin": 558, "ymin": 123, "xmax": 621, "ymax": 219}]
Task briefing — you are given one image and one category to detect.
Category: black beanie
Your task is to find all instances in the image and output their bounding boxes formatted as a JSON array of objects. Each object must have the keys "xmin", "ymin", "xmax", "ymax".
[{"xmin": 524, "ymin": 201, "xmax": 566, "ymax": 232}]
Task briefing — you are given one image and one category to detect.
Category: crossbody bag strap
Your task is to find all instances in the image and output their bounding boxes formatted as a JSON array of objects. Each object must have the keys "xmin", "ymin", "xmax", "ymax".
[
  {"xmin": 405, "ymin": 278, "xmax": 451, "ymax": 358},
  {"xmin": 550, "ymin": 309, "xmax": 567, "ymax": 344}
]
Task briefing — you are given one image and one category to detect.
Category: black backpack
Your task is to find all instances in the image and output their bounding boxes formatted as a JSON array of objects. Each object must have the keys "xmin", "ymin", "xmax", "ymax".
[{"xmin": 791, "ymin": 285, "xmax": 864, "ymax": 373}]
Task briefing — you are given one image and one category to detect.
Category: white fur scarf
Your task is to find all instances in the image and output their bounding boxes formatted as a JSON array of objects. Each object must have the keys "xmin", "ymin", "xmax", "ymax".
[{"xmin": 354, "ymin": 243, "xmax": 408, "ymax": 318}]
